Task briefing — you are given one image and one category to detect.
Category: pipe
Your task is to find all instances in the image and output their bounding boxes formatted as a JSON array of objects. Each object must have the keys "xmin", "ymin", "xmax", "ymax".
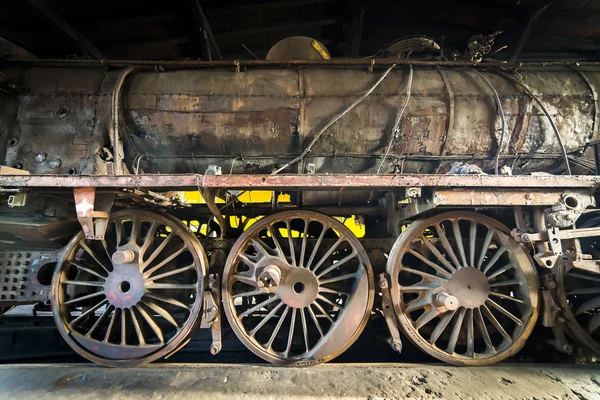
[{"xmin": 6, "ymin": 57, "xmax": 600, "ymax": 69}]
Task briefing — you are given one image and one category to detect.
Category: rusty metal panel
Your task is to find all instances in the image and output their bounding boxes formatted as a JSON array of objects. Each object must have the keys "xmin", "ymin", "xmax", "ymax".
[
  {"xmin": 432, "ymin": 189, "xmax": 593, "ymax": 206},
  {"xmin": 0, "ymin": 173, "xmax": 598, "ymax": 190}
]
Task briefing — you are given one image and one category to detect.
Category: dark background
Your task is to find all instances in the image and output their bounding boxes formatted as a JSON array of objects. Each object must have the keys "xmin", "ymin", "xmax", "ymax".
[{"xmin": 0, "ymin": 0, "xmax": 599, "ymax": 61}]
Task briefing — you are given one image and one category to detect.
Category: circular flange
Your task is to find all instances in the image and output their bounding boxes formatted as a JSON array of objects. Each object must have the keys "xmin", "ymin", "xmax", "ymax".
[
  {"xmin": 222, "ymin": 210, "xmax": 374, "ymax": 366},
  {"xmin": 387, "ymin": 211, "xmax": 539, "ymax": 366},
  {"xmin": 51, "ymin": 209, "xmax": 207, "ymax": 367}
]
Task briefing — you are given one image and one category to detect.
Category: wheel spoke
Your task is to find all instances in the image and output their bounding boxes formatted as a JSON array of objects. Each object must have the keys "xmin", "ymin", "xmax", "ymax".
[
  {"xmin": 312, "ymin": 300, "xmax": 335, "ymax": 324},
  {"xmin": 405, "ymin": 297, "xmax": 429, "ymax": 313},
  {"xmin": 299, "ymin": 218, "xmax": 309, "ymax": 268},
  {"xmin": 402, "ymin": 267, "xmax": 447, "ymax": 282},
  {"xmin": 265, "ymin": 305, "xmax": 290, "ymax": 349},
  {"xmin": 144, "ymin": 300, "xmax": 179, "ymax": 328},
  {"xmin": 139, "ymin": 221, "xmax": 158, "ymax": 256},
  {"xmin": 135, "ymin": 304, "xmax": 165, "ymax": 343},
  {"xmin": 142, "ymin": 233, "xmax": 173, "ymax": 269},
  {"xmin": 482, "ymin": 246, "xmax": 507, "ymax": 275},
  {"xmin": 305, "ymin": 225, "xmax": 327, "ymax": 270},
  {"xmin": 300, "ymin": 308, "xmax": 310, "ymax": 353},
  {"xmin": 486, "ymin": 299, "xmax": 523, "ymax": 325},
  {"xmin": 476, "ymin": 229, "xmax": 495, "ymax": 270},
  {"xmin": 239, "ymin": 253, "xmax": 259, "ymax": 272},
  {"xmin": 319, "ymin": 286, "xmax": 350, "ymax": 296},
  {"xmin": 316, "ymin": 250, "xmax": 357, "ymax": 279},
  {"xmin": 568, "ymin": 272, "xmax": 600, "ymax": 284},
  {"xmin": 489, "ymin": 291, "xmax": 524, "ymax": 304},
  {"xmin": 86, "ymin": 305, "xmax": 112, "ymax": 337},
  {"xmin": 249, "ymin": 300, "xmax": 284, "ymax": 337},
  {"xmin": 121, "ymin": 308, "xmax": 127, "ymax": 345},
  {"xmin": 452, "ymin": 220, "xmax": 468, "ymax": 268},
  {"xmin": 148, "ymin": 283, "xmax": 197, "ymax": 290},
  {"xmin": 408, "ymin": 249, "xmax": 453, "ymax": 279},
  {"xmin": 415, "ymin": 308, "xmax": 441, "ymax": 330},
  {"xmin": 267, "ymin": 224, "xmax": 286, "ymax": 259},
  {"xmin": 80, "ymin": 241, "xmax": 111, "ymax": 274},
  {"xmin": 489, "ymin": 279, "xmax": 521, "ymax": 288},
  {"xmin": 64, "ymin": 290, "xmax": 105, "ymax": 305},
  {"xmin": 465, "ymin": 308, "xmax": 475, "ymax": 357},
  {"xmin": 69, "ymin": 299, "xmax": 109, "ymax": 328},
  {"xmin": 250, "ymin": 238, "xmax": 272, "ymax": 258},
  {"xmin": 232, "ymin": 289, "xmax": 264, "ymax": 299},
  {"xmin": 103, "ymin": 308, "xmax": 117, "ymax": 343},
  {"xmin": 317, "ymin": 294, "xmax": 344, "ymax": 311},
  {"xmin": 475, "ymin": 307, "xmax": 495, "ymax": 353},
  {"xmin": 434, "ymin": 223, "xmax": 463, "ymax": 270},
  {"xmin": 429, "ymin": 310, "xmax": 455, "ymax": 345},
  {"xmin": 307, "ymin": 304, "xmax": 324, "ymax": 337},
  {"xmin": 311, "ymin": 235, "xmax": 345, "ymax": 274},
  {"xmin": 481, "ymin": 304, "xmax": 511, "ymax": 341},
  {"xmin": 418, "ymin": 234, "xmax": 457, "ymax": 273},
  {"xmin": 284, "ymin": 308, "xmax": 297, "ymax": 357},
  {"xmin": 487, "ymin": 263, "xmax": 515, "ymax": 280},
  {"xmin": 147, "ymin": 264, "xmax": 194, "ymax": 281},
  {"xmin": 238, "ymin": 296, "xmax": 279, "ymax": 319},
  {"xmin": 286, "ymin": 220, "xmax": 297, "ymax": 267},
  {"xmin": 128, "ymin": 216, "xmax": 141, "ymax": 245},
  {"xmin": 319, "ymin": 272, "xmax": 357, "ymax": 285},
  {"xmin": 130, "ymin": 308, "xmax": 145, "ymax": 345},
  {"xmin": 469, "ymin": 221, "xmax": 477, "ymax": 267},
  {"xmin": 567, "ymin": 287, "xmax": 600, "ymax": 295},
  {"xmin": 446, "ymin": 308, "xmax": 466, "ymax": 354},
  {"xmin": 232, "ymin": 273, "xmax": 257, "ymax": 287},
  {"xmin": 143, "ymin": 246, "xmax": 186, "ymax": 276},
  {"xmin": 63, "ymin": 280, "xmax": 104, "ymax": 287},
  {"xmin": 145, "ymin": 293, "xmax": 191, "ymax": 310}
]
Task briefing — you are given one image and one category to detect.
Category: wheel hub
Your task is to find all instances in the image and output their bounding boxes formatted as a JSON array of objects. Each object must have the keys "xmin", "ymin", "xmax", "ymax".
[
  {"xmin": 277, "ymin": 267, "xmax": 319, "ymax": 308},
  {"xmin": 104, "ymin": 263, "xmax": 145, "ymax": 308},
  {"xmin": 444, "ymin": 267, "xmax": 490, "ymax": 309}
]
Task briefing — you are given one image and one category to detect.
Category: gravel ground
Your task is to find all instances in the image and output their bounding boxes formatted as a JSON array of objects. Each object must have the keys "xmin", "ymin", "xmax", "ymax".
[{"xmin": 0, "ymin": 363, "xmax": 599, "ymax": 400}]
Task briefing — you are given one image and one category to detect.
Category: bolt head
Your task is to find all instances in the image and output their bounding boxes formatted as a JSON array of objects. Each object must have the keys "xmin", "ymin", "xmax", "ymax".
[{"xmin": 35, "ymin": 152, "xmax": 47, "ymax": 163}]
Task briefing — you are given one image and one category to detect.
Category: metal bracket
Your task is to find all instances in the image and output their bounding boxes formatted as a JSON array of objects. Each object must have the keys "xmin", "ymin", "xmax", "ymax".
[
  {"xmin": 379, "ymin": 273, "xmax": 403, "ymax": 353},
  {"xmin": 73, "ymin": 188, "xmax": 114, "ymax": 240},
  {"xmin": 200, "ymin": 273, "xmax": 222, "ymax": 355}
]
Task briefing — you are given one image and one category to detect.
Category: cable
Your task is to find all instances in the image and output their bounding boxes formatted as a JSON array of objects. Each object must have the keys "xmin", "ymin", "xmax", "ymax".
[
  {"xmin": 272, "ymin": 64, "xmax": 397, "ymax": 174},
  {"xmin": 472, "ymin": 70, "xmax": 506, "ymax": 175},
  {"xmin": 377, "ymin": 65, "xmax": 413, "ymax": 174},
  {"xmin": 494, "ymin": 70, "xmax": 572, "ymax": 175}
]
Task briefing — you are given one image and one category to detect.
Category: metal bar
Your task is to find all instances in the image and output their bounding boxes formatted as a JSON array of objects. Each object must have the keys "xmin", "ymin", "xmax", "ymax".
[
  {"xmin": 6, "ymin": 58, "xmax": 600, "ymax": 69},
  {"xmin": 27, "ymin": 0, "xmax": 104, "ymax": 60},
  {"xmin": 0, "ymin": 174, "xmax": 599, "ymax": 190}
]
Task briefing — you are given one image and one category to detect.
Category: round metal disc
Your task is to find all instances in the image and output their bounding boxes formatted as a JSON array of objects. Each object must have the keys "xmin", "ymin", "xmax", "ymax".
[
  {"xmin": 222, "ymin": 210, "xmax": 374, "ymax": 366},
  {"xmin": 51, "ymin": 209, "xmax": 206, "ymax": 367},
  {"xmin": 387, "ymin": 211, "xmax": 538, "ymax": 366}
]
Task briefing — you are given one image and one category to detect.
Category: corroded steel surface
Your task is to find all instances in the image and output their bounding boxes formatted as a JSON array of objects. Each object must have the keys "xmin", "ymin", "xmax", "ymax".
[
  {"xmin": 1, "ymin": 64, "xmax": 598, "ymax": 176},
  {"xmin": 0, "ymin": 173, "xmax": 598, "ymax": 189}
]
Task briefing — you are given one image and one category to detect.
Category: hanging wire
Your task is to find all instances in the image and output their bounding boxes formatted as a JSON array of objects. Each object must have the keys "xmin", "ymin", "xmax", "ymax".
[
  {"xmin": 472, "ymin": 70, "xmax": 506, "ymax": 175},
  {"xmin": 377, "ymin": 65, "xmax": 413, "ymax": 174},
  {"xmin": 272, "ymin": 64, "xmax": 398, "ymax": 174},
  {"xmin": 493, "ymin": 70, "xmax": 572, "ymax": 175}
]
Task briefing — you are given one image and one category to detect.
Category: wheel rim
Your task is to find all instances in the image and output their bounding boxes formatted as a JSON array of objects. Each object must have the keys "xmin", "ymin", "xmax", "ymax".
[
  {"xmin": 556, "ymin": 214, "xmax": 600, "ymax": 356},
  {"xmin": 387, "ymin": 212, "xmax": 538, "ymax": 365},
  {"xmin": 222, "ymin": 210, "xmax": 374, "ymax": 366},
  {"xmin": 51, "ymin": 209, "xmax": 206, "ymax": 366}
]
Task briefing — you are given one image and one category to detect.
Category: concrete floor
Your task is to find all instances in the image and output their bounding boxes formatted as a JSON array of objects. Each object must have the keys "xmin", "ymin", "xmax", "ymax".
[{"xmin": 0, "ymin": 363, "xmax": 598, "ymax": 400}]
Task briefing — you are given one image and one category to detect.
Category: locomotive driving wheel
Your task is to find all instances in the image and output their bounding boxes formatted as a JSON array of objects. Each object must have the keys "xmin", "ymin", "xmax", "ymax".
[
  {"xmin": 222, "ymin": 210, "xmax": 374, "ymax": 366},
  {"xmin": 51, "ymin": 209, "xmax": 206, "ymax": 366},
  {"xmin": 387, "ymin": 212, "xmax": 538, "ymax": 365},
  {"xmin": 555, "ymin": 213, "xmax": 600, "ymax": 356}
]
